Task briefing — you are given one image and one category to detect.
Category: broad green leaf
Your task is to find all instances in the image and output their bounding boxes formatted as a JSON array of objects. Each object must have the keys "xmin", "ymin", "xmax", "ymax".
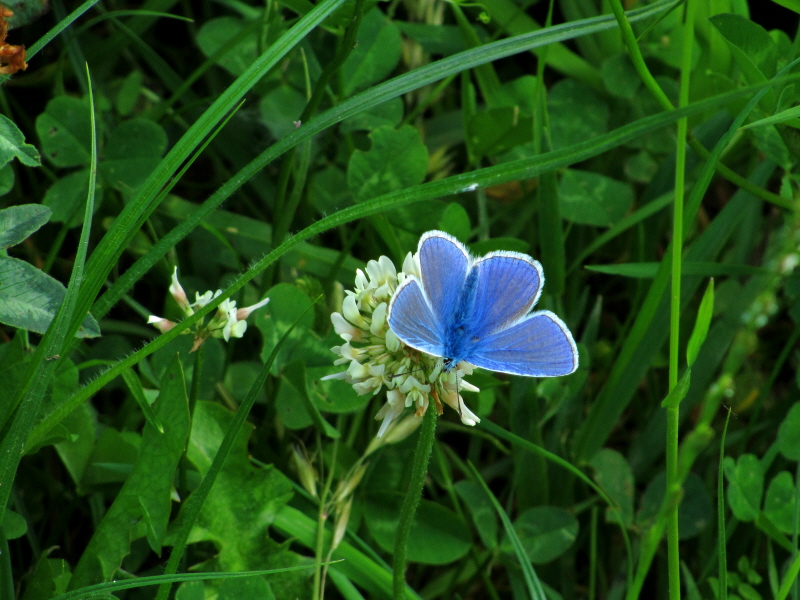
[
  {"xmin": 0, "ymin": 113, "xmax": 41, "ymax": 168},
  {"xmin": 7, "ymin": 0, "xmax": 48, "ymax": 28},
  {"xmin": 282, "ymin": 361, "xmax": 340, "ymax": 438},
  {"xmin": 218, "ymin": 576, "xmax": 276, "ymax": 600},
  {"xmin": 99, "ymin": 119, "xmax": 168, "ymax": 196},
  {"xmin": 259, "ymin": 85, "xmax": 306, "ymax": 139},
  {"xmin": 548, "ymin": 79, "xmax": 608, "ymax": 150},
  {"xmin": 43, "ymin": 170, "xmax": 104, "ymax": 228},
  {"xmin": 81, "ymin": 428, "xmax": 140, "ymax": 487},
  {"xmin": 723, "ymin": 454, "xmax": 764, "ymax": 522},
  {"xmin": 116, "ymin": 70, "xmax": 143, "ymax": 116},
  {"xmin": 467, "ymin": 108, "xmax": 533, "ymax": 159},
  {"xmin": 638, "ymin": 472, "xmax": 713, "ymax": 540},
  {"xmin": 347, "ymin": 125, "xmax": 428, "ymax": 203},
  {"xmin": 364, "ymin": 492, "xmax": 472, "ymax": 564},
  {"xmin": 590, "ymin": 449, "xmax": 634, "ymax": 527},
  {"xmin": 437, "ymin": 202, "xmax": 471, "ymax": 242},
  {"xmin": 777, "ymin": 402, "xmax": 800, "ymax": 461},
  {"xmin": 311, "ymin": 363, "xmax": 370, "ymax": 413},
  {"xmin": 19, "ymin": 555, "xmax": 71, "ymax": 600},
  {"xmin": 454, "ymin": 480, "xmax": 499, "ymax": 549},
  {"xmin": 0, "ymin": 204, "xmax": 51, "ymax": 249},
  {"xmin": 341, "ymin": 8, "xmax": 401, "ymax": 96},
  {"xmin": 763, "ymin": 471, "xmax": 798, "ymax": 534},
  {"xmin": 256, "ymin": 283, "xmax": 325, "ymax": 373},
  {"xmin": 0, "ymin": 256, "xmax": 100, "ymax": 338},
  {"xmin": 559, "ymin": 169, "xmax": 633, "ymax": 227},
  {"xmin": 340, "ymin": 98, "xmax": 404, "ymax": 133},
  {"xmin": 601, "ymin": 53, "xmax": 640, "ymax": 99},
  {"xmin": 687, "ymin": 279, "xmax": 715, "ymax": 368},
  {"xmin": 709, "ymin": 14, "xmax": 778, "ymax": 81},
  {"xmin": 394, "ymin": 22, "xmax": 468, "ymax": 55},
  {"xmin": 53, "ymin": 399, "xmax": 95, "ymax": 486},
  {"xmin": 196, "ymin": 17, "xmax": 259, "ymax": 76},
  {"xmin": 0, "ymin": 163, "xmax": 14, "ymax": 195},
  {"xmin": 501, "ymin": 506, "xmax": 579, "ymax": 564},
  {"xmin": 2, "ymin": 508, "xmax": 27, "ymax": 539},
  {"xmin": 182, "ymin": 401, "xmax": 307, "ymax": 596},
  {"xmin": 624, "ymin": 151, "xmax": 658, "ymax": 183},
  {"xmin": 35, "ymin": 96, "xmax": 91, "ymax": 168},
  {"xmin": 67, "ymin": 356, "xmax": 190, "ymax": 589},
  {"xmin": 309, "ymin": 166, "xmax": 352, "ymax": 213}
]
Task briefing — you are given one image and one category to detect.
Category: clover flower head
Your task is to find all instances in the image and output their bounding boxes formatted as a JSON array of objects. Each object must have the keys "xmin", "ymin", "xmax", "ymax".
[
  {"xmin": 147, "ymin": 268, "xmax": 270, "ymax": 351},
  {"xmin": 323, "ymin": 252, "xmax": 480, "ymax": 437}
]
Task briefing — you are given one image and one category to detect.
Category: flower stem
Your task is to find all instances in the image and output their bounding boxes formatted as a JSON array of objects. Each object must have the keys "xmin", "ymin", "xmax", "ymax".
[{"xmin": 393, "ymin": 407, "xmax": 438, "ymax": 600}]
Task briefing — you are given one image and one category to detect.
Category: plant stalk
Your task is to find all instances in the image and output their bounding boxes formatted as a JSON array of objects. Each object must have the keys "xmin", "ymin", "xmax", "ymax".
[
  {"xmin": 667, "ymin": 1, "xmax": 695, "ymax": 599},
  {"xmin": 393, "ymin": 406, "xmax": 438, "ymax": 599}
]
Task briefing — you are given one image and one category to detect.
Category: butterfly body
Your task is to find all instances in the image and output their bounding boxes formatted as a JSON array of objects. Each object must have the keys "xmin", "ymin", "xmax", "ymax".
[{"xmin": 388, "ymin": 231, "xmax": 578, "ymax": 377}]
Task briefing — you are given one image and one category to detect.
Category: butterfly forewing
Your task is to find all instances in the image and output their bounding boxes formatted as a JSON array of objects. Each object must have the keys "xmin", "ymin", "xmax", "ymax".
[
  {"xmin": 418, "ymin": 232, "xmax": 470, "ymax": 327},
  {"xmin": 468, "ymin": 311, "xmax": 578, "ymax": 377},
  {"xmin": 470, "ymin": 252, "xmax": 543, "ymax": 339},
  {"xmin": 387, "ymin": 277, "xmax": 445, "ymax": 357}
]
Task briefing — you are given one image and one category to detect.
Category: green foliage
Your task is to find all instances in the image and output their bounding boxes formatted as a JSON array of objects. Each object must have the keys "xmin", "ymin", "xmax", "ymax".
[{"xmin": 3, "ymin": 1, "xmax": 800, "ymax": 600}]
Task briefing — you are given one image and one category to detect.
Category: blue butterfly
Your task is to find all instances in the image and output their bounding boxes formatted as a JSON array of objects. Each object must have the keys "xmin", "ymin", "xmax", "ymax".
[{"xmin": 387, "ymin": 231, "xmax": 578, "ymax": 377}]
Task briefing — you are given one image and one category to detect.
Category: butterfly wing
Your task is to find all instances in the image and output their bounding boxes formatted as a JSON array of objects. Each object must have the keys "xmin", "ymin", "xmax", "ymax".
[
  {"xmin": 467, "ymin": 311, "xmax": 578, "ymax": 376},
  {"xmin": 470, "ymin": 251, "xmax": 543, "ymax": 339},
  {"xmin": 387, "ymin": 276, "xmax": 445, "ymax": 356},
  {"xmin": 418, "ymin": 231, "xmax": 470, "ymax": 327}
]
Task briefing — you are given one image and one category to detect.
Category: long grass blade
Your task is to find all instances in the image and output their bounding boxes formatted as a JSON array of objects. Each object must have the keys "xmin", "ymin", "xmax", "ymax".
[
  {"xmin": 465, "ymin": 461, "xmax": 547, "ymax": 600},
  {"xmin": 0, "ymin": 65, "xmax": 98, "ymax": 524}
]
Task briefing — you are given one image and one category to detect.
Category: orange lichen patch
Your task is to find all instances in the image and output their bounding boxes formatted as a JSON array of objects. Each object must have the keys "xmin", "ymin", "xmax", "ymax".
[{"xmin": 0, "ymin": 6, "xmax": 27, "ymax": 75}]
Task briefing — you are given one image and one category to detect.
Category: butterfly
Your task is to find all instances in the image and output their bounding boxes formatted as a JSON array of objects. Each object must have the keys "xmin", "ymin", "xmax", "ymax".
[{"xmin": 387, "ymin": 231, "xmax": 578, "ymax": 377}]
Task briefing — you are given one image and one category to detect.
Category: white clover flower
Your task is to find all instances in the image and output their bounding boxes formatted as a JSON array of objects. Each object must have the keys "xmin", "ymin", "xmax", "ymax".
[
  {"xmin": 323, "ymin": 252, "xmax": 480, "ymax": 437},
  {"xmin": 147, "ymin": 269, "xmax": 269, "ymax": 351},
  {"xmin": 169, "ymin": 267, "xmax": 191, "ymax": 313}
]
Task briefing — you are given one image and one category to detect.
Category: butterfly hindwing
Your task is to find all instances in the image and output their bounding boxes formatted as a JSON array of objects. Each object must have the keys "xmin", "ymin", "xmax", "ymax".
[
  {"xmin": 468, "ymin": 311, "xmax": 578, "ymax": 377},
  {"xmin": 387, "ymin": 276, "xmax": 445, "ymax": 357},
  {"xmin": 470, "ymin": 251, "xmax": 543, "ymax": 339},
  {"xmin": 418, "ymin": 231, "xmax": 470, "ymax": 327}
]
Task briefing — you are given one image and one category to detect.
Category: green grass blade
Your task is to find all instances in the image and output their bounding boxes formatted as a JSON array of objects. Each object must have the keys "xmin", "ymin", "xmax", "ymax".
[
  {"xmin": 93, "ymin": 76, "xmax": 783, "ymax": 322},
  {"xmin": 465, "ymin": 461, "xmax": 547, "ymax": 600},
  {"xmin": 479, "ymin": 420, "xmax": 633, "ymax": 587},
  {"xmin": 26, "ymin": 78, "xmax": 788, "ymax": 452},
  {"xmin": 71, "ymin": 0, "xmax": 349, "ymax": 340},
  {"xmin": 573, "ymin": 55, "xmax": 798, "ymax": 461},
  {"xmin": 120, "ymin": 368, "xmax": 164, "ymax": 433},
  {"xmin": 718, "ymin": 410, "xmax": 731, "ymax": 600},
  {"xmin": 686, "ymin": 279, "xmax": 714, "ymax": 368},
  {"xmin": 272, "ymin": 505, "xmax": 423, "ymax": 600},
  {"xmin": 50, "ymin": 565, "xmax": 335, "ymax": 600},
  {"xmin": 0, "ymin": 65, "xmax": 98, "ymax": 524},
  {"xmin": 16, "ymin": 0, "xmax": 102, "ymax": 63}
]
